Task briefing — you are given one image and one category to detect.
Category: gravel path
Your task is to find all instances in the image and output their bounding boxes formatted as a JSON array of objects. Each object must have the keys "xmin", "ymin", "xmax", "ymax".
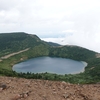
[{"xmin": 1, "ymin": 48, "xmax": 29, "ymax": 59}]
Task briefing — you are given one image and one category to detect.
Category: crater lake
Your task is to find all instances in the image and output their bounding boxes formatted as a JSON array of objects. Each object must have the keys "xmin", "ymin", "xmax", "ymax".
[{"xmin": 13, "ymin": 57, "xmax": 87, "ymax": 75}]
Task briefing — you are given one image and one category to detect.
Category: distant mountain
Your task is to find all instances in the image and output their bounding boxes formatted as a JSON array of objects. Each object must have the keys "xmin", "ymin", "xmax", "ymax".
[
  {"xmin": 0, "ymin": 32, "xmax": 48, "ymax": 56},
  {"xmin": 47, "ymin": 42, "xmax": 61, "ymax": 46},
  {"xmin": 0, "ymin": 32, "xmax": 95, "ymax": 60},
  {"xmin": 0, "ymin": 32, "xmax": 97, "ymax": 61},
  {"xmin": 0, "ymin": 32, "xmax": 100, "ymax": 83}
]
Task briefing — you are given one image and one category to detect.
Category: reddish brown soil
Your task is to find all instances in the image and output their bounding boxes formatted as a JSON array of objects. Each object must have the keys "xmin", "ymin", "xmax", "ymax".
[{"xmin": 0, "ymin": 76, "xmax": 100, "ymax": 100}]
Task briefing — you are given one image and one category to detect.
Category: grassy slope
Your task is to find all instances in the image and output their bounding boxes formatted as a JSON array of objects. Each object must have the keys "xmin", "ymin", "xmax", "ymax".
[
  {"xmin": 0, "ymin": 32, "xmax": 43, "ymax": 56},
  {"xmin": 0, "ymin": 32, "xmax": 100, "ymax": 83}
]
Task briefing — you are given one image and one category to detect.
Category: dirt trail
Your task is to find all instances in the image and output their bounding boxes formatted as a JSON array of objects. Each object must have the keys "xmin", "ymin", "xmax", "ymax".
[
  {"xmin": 0, "ymin": 76, "xmax": 100, "ymax": 100},
  {"xmin": 0, "ymin": 48, "xmax": 29, "ymax": 60}
]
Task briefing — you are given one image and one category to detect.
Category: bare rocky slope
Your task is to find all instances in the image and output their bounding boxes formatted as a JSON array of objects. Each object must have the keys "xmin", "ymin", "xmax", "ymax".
[{"xmin": 0, "ymin": 76, "xmax": 100, "ymax": 100}]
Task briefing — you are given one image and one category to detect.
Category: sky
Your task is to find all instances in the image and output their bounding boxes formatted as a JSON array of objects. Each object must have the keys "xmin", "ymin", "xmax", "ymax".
[{"xmin": 0, "ymin": 0, "xmax": 100, "ymax": 52}]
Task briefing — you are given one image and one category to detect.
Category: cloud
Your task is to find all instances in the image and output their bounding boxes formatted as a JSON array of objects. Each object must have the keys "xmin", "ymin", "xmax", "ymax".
[
  {"xmin": 62, "ymin": 30, "xmax": 77, "ymax": 33},
  {"xmin": 0, "ymin": 0, "xmax": 100, "ymax": 52},
  {"xmin": 0, "ymin": 0, "xmax": 20, "ymax": 10},
  {"xmin": 42, "ymin": 31, "xmax": 100, "ymax": 53}
]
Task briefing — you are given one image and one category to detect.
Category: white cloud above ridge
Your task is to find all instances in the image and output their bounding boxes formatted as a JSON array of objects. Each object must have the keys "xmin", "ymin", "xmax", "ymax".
[
  {"xmin": 0, "ymin": 0, "xmax": 100, "ymax": 52},
  {"xmin": 42, "ymin": 32, "xmax": 100, "ymax": 53}
]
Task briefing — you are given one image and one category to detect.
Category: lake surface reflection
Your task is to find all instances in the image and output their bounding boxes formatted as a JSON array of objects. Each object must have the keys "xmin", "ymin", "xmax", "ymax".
[{"xmin": 13, "ymin": 57, "xmax": 87, "ymax": 74}]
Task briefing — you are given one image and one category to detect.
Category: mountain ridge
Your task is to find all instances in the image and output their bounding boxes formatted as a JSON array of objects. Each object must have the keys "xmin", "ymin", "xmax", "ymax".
[{"xmin": 0, "ymin": 32, "xmax": 99, "ymax": 84}]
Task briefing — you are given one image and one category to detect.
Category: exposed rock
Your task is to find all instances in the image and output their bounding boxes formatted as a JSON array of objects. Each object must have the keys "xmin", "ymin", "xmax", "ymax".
[
  {"xmin": 63, "ymin": 93, "xmax": 70, "ymax": 98},
  {"xmin": 0, "ymin": 76, "xmax": 100, "ymax": 100},
  {"xmin": 0, "ymin": 84, "xmax": 7, "ymax": 91}
]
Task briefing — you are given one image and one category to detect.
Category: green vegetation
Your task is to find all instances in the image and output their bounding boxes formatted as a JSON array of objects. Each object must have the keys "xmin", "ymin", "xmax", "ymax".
[
  {"xmin": 49, "ymin": 46, "xmax": 96, "ymax": 61},
  {"xmin": 0, "ymin": 32, "xmax": 100, "ymax": 84},
  {"xmin": 0, "ymin": 32, "xmax": 46, "ymax": 56},
  {"xmin": 47, "ymin": 42, "xmax": 61, "ymax": 47}
]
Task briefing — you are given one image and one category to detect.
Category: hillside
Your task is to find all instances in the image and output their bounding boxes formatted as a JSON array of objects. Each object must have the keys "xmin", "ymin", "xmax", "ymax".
[
  {"xmin": 0, "ymin": 32, "xmax": 100, "ymax": 84},
  {"xmin": 0, "ymin": 76, "xmax": 100, "ymax": 100},
  {"xmin": 0, "ymin": 32, "xmax": 47, "ymax": 57},
  {"xmin": 47, "ymin": 42, "xmax": 61, "ymax": 47}
]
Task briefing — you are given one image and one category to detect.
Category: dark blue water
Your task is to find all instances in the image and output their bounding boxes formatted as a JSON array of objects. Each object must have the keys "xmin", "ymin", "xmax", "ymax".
[{"xmin": 13, "ymin": 57, "xmax": 87, "ymax": 74}]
